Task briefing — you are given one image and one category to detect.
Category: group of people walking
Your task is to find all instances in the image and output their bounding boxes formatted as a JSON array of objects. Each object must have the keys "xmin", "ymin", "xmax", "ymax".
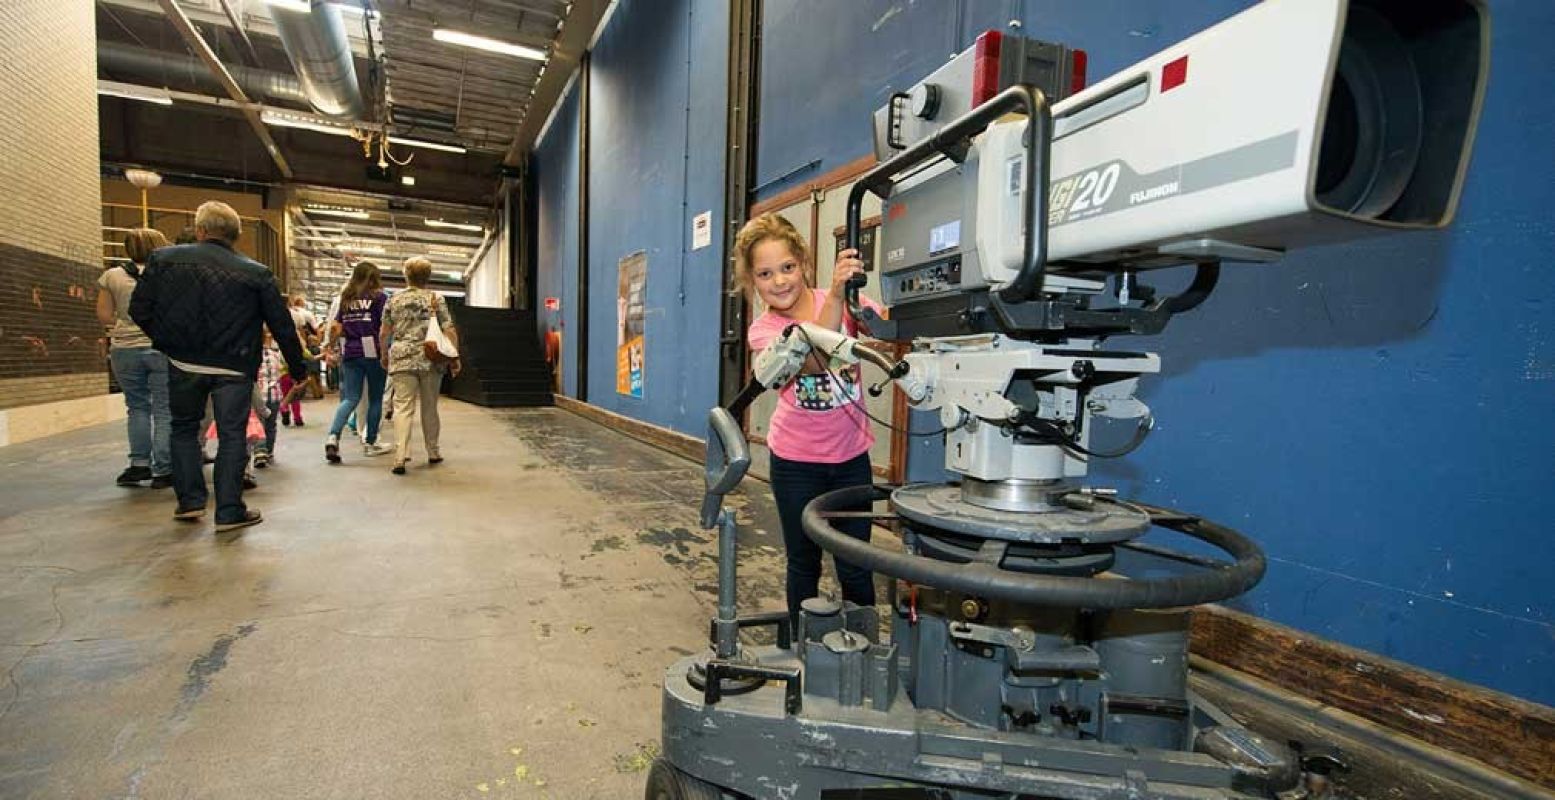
[
  {"xmin": 102, "ymin": 199, "xmax": 869, "ymax": 625},
  {"xmin": 99, "ymin": 200, "xmax": 459, "ymax": 535},
  {"xmin": 320, "ymin": 256, "xmax": 460, "ymax": 475}
]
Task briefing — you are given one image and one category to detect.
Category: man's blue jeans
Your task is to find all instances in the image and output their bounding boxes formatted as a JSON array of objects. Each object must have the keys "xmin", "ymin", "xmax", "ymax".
[
  {"xmin": 168, "ymin": 366, "xmax": 253, "ymax": 523},
  {"xmin": 109, "ymin": 347, "xmax": 172, "ymax": 476},
  {"xmin": 330, "ymin": 357, "xmax": 386, "ymax": 444}
]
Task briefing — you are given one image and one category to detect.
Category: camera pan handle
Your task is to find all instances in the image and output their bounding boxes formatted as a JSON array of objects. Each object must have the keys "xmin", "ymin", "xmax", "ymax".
[{"xmin": 844, "ymin": 83, "xmax": 1055, "ymax": 315}]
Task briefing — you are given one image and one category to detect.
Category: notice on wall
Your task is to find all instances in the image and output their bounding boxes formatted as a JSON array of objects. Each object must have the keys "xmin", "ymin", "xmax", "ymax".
[
  {"xmin": 833, "ymin": 219, "xmax": 879, "ymax": 272},
  {"xmin": 691, "ymin": 211, "xmax": 712, "ymax": 251},
  {"xmin": 616, "ymin": 251, "xmax": 647, "ymax": 398}
]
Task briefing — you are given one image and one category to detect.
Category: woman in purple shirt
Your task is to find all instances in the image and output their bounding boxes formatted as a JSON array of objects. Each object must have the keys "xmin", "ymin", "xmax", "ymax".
[{"xmin": 324, "ymin": 261, "xmax": 393, "ymax": 462}]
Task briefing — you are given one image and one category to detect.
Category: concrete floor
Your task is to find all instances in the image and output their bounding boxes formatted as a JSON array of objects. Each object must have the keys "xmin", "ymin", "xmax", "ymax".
[
  {"xmin": 0, "ymin": 399, "xmax": 797, "ymax": 800},
  {"xmin": 0, "ymin": 399, "xmax": 1523, "ymax": 799}
]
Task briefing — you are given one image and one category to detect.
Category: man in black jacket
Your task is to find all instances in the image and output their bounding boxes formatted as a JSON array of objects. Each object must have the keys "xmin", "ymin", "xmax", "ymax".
[{"xmin": 130, "ymin": 201, "xmax": 307, "ymax": 534}]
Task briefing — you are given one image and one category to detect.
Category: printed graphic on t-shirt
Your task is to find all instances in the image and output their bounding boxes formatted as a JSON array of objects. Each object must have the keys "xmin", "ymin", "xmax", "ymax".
[{"xmin": 793, "ymin": 367, "xmax": 861, "ymax": 412}]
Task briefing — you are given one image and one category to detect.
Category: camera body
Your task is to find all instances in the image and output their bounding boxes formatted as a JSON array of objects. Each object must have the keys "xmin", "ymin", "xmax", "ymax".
[{"xmin": 878, "ymin": 0, "xmax": 1490, "ymax": 311}]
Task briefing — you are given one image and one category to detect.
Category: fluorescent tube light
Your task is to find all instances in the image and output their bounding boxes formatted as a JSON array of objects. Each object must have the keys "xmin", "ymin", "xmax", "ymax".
[
  {"xmin": 97, "ymin": 83, "xmax": 172, "ymax": 105},
  {"xmin": 401, "ymin": 176, "xmax": 417, "ymax": 186},
  {"xmin": 423, "ymin": 219, "xmax": 484, "ymax": 232},
  {"xmin": 262, "ymin": 111, "xmax": 354, "ymax": 137},
  {"xmin": 305, "ymin": 207, "xmax": 371, "ymax": 220},
  {"xmin": 387, "ymin": 136, "xmax": 468, "ymax": 154},
  {"xmin": 432, "ymin": 29, "xmax": 546, "ymax": 61}
]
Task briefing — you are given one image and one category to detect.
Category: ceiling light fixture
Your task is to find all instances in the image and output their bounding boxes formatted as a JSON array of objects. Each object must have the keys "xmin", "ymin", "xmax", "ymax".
[
  {"xmin": 97, "ymin": 83, "xmax": 173, "ymax": 105},
  {"xmin": 387, "ymin": 136, "xmax": 468, "ymax": 154},
  {"xmin": 305, "ymin": 207, "xmax": 371, "ymax": 220},
  {"xmin": 401, "ymin": 176, "xmax": 417, "ymax": 186},
  {"xmin": 432, "ymin": 28, "xmax": 546, "ymax": 61},
  {"xmin": 262, "ymin": 111, "xmax": 355, "ymax": 137},
  {"xmin": 423, "ymin": 219, "xmax": 484, "ymax": 232}
]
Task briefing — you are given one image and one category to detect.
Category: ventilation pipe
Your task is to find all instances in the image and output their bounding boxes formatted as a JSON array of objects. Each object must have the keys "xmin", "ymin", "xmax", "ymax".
[
  {"xmin": 98, "ymin": 41, "xmax": 310, "ymax": 108},
  {"xmin": 271, "ymin": 1, "xmax": 365, "ymax": 120}
]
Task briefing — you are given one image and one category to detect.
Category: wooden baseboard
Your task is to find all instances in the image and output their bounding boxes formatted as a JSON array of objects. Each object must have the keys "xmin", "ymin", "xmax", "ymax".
[
  {"xmin": 1192, "ymin": 604, "xmax": 1555, "ymax": 789},
  {"xmin": 553, "ymin": 395, "xmax": 703, "ymax": 462},
  {"xmin": 553, "ymin": 396, "xmax": 1555, "ymax": 789}
]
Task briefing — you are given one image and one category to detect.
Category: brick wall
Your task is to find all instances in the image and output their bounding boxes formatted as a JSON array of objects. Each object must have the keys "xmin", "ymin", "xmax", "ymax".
[{"xmin": 0, "ymin": 0, "xmax": 106, "ymax": 409}]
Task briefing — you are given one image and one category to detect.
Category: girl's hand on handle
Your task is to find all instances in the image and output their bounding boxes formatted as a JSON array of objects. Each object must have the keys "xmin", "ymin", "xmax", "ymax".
[{"xmin": 830, "ymin": 248, "xmax": 865, "ymax": 297}]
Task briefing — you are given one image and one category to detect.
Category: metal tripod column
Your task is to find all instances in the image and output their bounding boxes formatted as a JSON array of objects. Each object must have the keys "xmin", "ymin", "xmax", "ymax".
[{"xmin": 714, "ymin": 507, "xmax": 739, "ymax": 659}]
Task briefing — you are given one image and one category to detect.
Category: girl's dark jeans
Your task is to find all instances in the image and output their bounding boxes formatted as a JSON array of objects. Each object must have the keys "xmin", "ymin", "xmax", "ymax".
[{"xmin": 768, "ymin": 451, "xmax": 876, "ymax": 625}]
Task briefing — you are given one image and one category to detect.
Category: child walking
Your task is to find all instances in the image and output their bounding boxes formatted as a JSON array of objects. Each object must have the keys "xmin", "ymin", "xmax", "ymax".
[
  {"xmin": 735, "ymin": 213, "xmax": 882, "ymax": 625},
  {"xmin": 254, "ymin": 329, "xmax": 284, "ymax": 468}
]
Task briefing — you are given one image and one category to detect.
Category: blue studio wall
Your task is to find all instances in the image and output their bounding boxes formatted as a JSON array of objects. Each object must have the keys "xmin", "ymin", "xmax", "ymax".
[
  {"xmin": 582, "ymin": 0, "xmax": 730, "ymax": 434},
  {"xmin": 756, "ymin": 0, "xmax": 1555, "ymax": 705},
  {"xmin": 534, "ymin": 83, "xmax": 581, "ymax": 398}
]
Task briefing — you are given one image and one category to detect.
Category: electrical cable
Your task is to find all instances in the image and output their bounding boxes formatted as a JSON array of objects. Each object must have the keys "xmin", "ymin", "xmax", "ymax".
[{"xmin": 787, "ymin": 324, "xmax": 947, "ymax": 438}]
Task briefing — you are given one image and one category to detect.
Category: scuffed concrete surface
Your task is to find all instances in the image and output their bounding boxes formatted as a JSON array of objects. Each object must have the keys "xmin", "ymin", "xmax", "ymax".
[{"xmin": 0, "ymin": 403, "xmax": 816, "ymax": 799}]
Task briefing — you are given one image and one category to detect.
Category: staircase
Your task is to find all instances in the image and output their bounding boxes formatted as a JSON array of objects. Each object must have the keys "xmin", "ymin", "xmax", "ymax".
[{"xmin": 445, "ymin": 305, "xmax": 554, "ymax": 407}]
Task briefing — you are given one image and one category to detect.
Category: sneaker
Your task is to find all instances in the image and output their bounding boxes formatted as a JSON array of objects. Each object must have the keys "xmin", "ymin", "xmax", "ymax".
[
  {"xmin": 363, "ymin": 442, "xmax": 394, "ymax": 457},
  {"xmin": 149, "ymin": 474, "xmax": 174, "ymax": 489},
  {"xmin": 325, "ymin": 435, "xmax": 341, "ymax": 464},
  {"xmin": 173, "ymin": 505, "xmax": 206, "ymax": 521},
  {"xmin": 215, "ymin": 509, "xmax": 262, "ymax": 535},
  {"xmin": 294, "ymin": 418, "xmax": 305, "ymax": 428},
  {"xmin": 280, "ymin": 413, "xmax": 291, "ymax": 426},
  {"xmin": 116, "ymin": 465, "xmax": 152, "ymax": 486},
  {"xmin": 384, "ymin": 408, "xmax": 394, "ymax": 421},
  {"xmin": 428, "ymin": 455, "xmax": 444, "ymax": 465},
  {"xmin": 391, "ymin": 461, "xmax": 407, "ymax": 475},
  {"xmin": 253, "ymin": 452, "xmax": 270, "ymax": 469},
  {"xmin": 243, "ymin": 472, "xmax": 258, "ymax": 490}
]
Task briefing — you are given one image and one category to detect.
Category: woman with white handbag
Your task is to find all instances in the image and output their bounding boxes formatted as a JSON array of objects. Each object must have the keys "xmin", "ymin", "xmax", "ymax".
[{"xmin": 379, "ymin": 257, "xmax": 461, "ymax": 475}]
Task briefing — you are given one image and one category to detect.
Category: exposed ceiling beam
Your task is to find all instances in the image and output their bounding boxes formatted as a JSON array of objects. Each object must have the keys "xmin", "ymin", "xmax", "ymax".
[
  {"xmin": 504, "ymin": 0, "xmax": 610, "ymax": 164},
  {"xmin": 215, "ymin": 0, "xmax": 264, "ymax": 66},
  {"xmin": 156, "ymin": 0, "xmax": 294, "ymax": 178}
]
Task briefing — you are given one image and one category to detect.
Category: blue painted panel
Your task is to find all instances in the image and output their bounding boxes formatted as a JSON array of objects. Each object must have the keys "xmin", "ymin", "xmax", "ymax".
[
  {"xmin": 758, "ymin": 0, "xmax": 1555, "ymax": 703},
  {"xmin": 757, "ymin": 0, "xmax": 954, "ymax": 198},
  {"xmin": 535, "ymin": 83, "xmax": 581, "ymax": 398},
  {"xmin": 585, "ymin": 0, "xmax": 728, "ymax": 434}
]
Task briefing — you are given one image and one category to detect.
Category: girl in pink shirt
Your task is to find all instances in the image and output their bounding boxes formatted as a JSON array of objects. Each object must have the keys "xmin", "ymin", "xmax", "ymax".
[{"xmin": 736, "ymin": 213, "xmax": 882, "ymax": 624}]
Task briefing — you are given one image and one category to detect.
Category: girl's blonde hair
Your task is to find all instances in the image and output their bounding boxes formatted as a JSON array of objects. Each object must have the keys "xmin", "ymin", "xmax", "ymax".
[{"xmin": 732, "ymin": 213, "xmax": 811, "ymax": 295}]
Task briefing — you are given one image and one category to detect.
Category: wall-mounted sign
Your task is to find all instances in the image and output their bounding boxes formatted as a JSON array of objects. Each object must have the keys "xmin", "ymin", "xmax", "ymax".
[
  {"xmin": 616, "ymin": 251, "xmax": 646, "ymax": 398},
  {"xmin": 544, "ymin": 296, "xmax": 560, "ymax": 311},
  {"xmin": 692, "ymin": 210, "xmax": 712, "ymax": 251}
]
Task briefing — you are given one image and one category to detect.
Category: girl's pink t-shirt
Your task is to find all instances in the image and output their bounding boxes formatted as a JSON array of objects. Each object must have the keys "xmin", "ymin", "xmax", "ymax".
[{"xmin": 747, "ymin": 288, "xmax": 883, "ymax": 464}]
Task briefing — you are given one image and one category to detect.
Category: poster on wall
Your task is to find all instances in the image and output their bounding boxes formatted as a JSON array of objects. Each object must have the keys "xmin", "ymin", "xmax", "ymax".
[{"xmin": 616, "ymin": 251, "xmax": 647, "ymax": 398}]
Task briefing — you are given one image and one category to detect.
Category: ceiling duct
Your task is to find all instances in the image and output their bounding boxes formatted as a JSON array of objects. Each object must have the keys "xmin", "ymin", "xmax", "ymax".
[
  {"xmin": 98, "ymin": 41, "xmax": 310, "ymax": 108},
  {"xmin": 271, "ymin": 1, "xmax": 365, "ymax": 120}
]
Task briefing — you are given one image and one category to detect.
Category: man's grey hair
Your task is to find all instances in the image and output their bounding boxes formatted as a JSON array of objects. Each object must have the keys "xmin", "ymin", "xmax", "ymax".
[{"xmin": 194, "ymin": 201, "xmax": 242, "ymax": 242}]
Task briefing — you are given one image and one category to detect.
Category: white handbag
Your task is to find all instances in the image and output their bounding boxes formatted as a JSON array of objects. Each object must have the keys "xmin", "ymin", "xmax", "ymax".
[{"xmin": 422, "ymin": 296, "xmax": 460, "ymax": 363}]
